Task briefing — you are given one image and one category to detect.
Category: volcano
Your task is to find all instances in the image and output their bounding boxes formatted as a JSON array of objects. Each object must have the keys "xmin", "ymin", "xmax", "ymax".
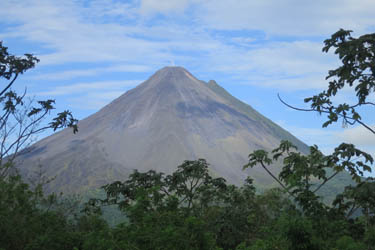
[{"xmin": 16, "ymin": 66, "xmax": 309, "ymax": 193}]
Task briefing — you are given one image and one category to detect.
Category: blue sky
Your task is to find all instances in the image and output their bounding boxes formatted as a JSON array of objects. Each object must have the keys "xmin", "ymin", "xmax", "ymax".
[{"xmin": 1, "ymin": 0, "xmax": 374, "ymax": 170}]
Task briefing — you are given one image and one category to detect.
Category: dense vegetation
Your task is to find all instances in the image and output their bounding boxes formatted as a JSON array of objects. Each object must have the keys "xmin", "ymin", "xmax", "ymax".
[
  {"xmin": 1, "ymin": 157, "xmax": 374, "ymax": 250},
  {"xmin": 1, "ymin": 30, "xmax": 374, "ymax": 249}
]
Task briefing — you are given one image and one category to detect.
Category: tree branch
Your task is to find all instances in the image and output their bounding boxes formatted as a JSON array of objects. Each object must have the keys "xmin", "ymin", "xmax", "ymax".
[
  {"xmin": 259, "ymin": 161, "xmax": 295, "ymax": 198},
  {"xmin": 0, "ymin": 73, "xmax": 18, "ymax": 97},
  {"xmin": 312, "ymin": 170, "xmax": 340, "ymax": 193},
  {"xmin": 278, "ymin": 93, "xmax": 375, "ymax": 134}
]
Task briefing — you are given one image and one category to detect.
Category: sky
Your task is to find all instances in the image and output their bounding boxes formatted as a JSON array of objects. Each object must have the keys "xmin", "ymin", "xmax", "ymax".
[{"xmin": 0, "ymin": 0, "xmax": 374, "ymax": 173}]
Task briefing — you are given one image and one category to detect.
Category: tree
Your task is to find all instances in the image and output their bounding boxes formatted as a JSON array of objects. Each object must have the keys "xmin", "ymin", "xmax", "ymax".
[
  {"xmin": 0, "ymin": 41, "xmax": 83, "ymax": 249},
  {"xmin": 246, "ymin": 28, "xmax": 374, "ymax": 209},
  {"xmin": 0, "ymin": 41, "xmax": 78, "ymax": 177},
  {"xmin": 279, "ymin": 29, "xmax": 375, "ymax": 134},
  {"xmin": 86, "ymin": 160, "xmax": 272, "ymax": 249},
  {"xmin": 244, "ymin": 29, "xmax": 375, "ymax": 249},
  {"xmin": 245, "ymin": 140, "xmax": 373, "ymax": 215},
  {"xmin": 0, "ymin": 170, "xmax": 85, "ymax": 250},
  {"xmin": 88, "ymin": 159, "xmax": 228, "ymax": 218},
  {"xmin": 84, "ymin": 160, "xmax": 226, "ymax": 249}
]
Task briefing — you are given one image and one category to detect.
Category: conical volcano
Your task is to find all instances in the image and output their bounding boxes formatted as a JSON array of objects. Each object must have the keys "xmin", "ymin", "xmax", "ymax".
[{"xmin": 16, "ymin": 66, "xmax": 309, "ymax": 193}]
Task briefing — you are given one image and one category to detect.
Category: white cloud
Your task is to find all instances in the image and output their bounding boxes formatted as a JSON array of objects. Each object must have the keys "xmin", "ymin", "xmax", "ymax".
[
  {"xmin": 35, "ymin": 80, "xmax": 140, "ymax": 96},
  {"xmin": 202, "ymin": 40, "xmax": 337, "ymax": 90},
  {"xmin": 254, "ymin": 75, "xmax": 327, "ymax": 91},
  {"xmin": 30, "ymin": 69, "xmax": 100, "ymax": 81},
  {"xmin": 1, "ymin": 0, "xmax": 373, "ymax": 94},
  {"xmin": 139, "ymin": 0, "xmax": 190, "ymax": 15},
  {"xmin": 279, "ymin": 121, "xmax": 375, "ymax": 157},
  {"xmin": 231, "ymin": 37, "xmax": 256, "ymax": 47},
  {"xmin": 0, "ymin": 1, "xmax": 175, "ymax": 66},
  {"xmin": 68, "ymin": 91, "xmax": 127, "ymax": 110},
  {"xmin": 336, "ymin": 125, "xmax": 375, "ymax": 147},
  {"xmin": 29, "ymin": 64, "xmax": 151, "ymax": 81},
  {"xmin": 279, "ymin": 124, "xmax": 337, "ymax": 149},
  {"xmin": 196, "ymin": 0, "xmax": 375, "ymax": 36},
  {"xmin": 83, "ymin": 0, "xmax": 138, "ymax": 19}
]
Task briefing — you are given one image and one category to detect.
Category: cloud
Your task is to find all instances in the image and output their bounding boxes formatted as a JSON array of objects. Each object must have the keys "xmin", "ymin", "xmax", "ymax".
[
  {"xmin": 336, "ymin": 125, "xmax": 375, "ymax": 147},
  {"xmin": 34, "ymin": 80, "xmax": 140, "ymax": 96},
  {"xmin": 254, "ymin": 75, "xmax": 327, "ymax": 91},
  {"xmin": 279, "ymin": 120, "xmax": 375, "ymax": 156},
  {"xmin": 68, "ymin": 91, "xmax": 128, "ymax": 110},
  {"xmin": 0, "ymin": 0, "xmax": 373, "ymax": 94},
  {"xmin": 83, "ymin": 0, "xmax": 138, "ymax": 19},
  {"xmin": 0, "ymin": 0, "xmax": 175, "ymax": 66},
  {"xmin": 29, "ymin": 64, "xmax": 151, "ymax": 81},
  {"xmin": 201, "ymin": 40, "xmax": 337, "ymax": 90},
  {"xmin": 276, "ymin": 122, "xmax": 336, "ymax": 148},
  {"xmin": 33, "ymin": 79, "xmax": 142, "ymax": 111},
  {"xmin": 30, "ymin": 69, "xmax": 101, "ymax": 81},
  {"xmin": 196, "ymin": 0, "xmax": 375, "ymax": 36},
  {"xmin": 139, "ymin": 0, "xmax": 191, "ymax": 15},
  {"xmin": 231, "ymin": 37, "xmax": 256, "ymax": 47}
]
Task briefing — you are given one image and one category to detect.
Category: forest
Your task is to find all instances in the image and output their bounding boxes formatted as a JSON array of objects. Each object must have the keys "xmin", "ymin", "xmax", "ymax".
[{"xmin": 0, "ymin": 30, "xmax": 374, "ymax": 250}]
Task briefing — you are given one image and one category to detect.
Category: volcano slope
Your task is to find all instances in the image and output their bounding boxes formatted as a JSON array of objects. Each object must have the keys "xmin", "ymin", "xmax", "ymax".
[{"xmin": 16, "ymin": 66, "xmax": 311, "ymax": 194}]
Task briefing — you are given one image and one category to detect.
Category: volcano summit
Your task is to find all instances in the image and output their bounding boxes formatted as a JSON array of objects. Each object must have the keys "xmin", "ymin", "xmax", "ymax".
[{"xmin": 16, "ymin": 67, "xmax": 309, "ymax": 193}]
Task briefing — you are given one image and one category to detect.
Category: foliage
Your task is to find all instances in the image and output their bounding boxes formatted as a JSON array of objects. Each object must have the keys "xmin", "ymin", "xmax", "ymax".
[
  {"xmin": 316, "ymin": 29, "xmax": 375, "ymax": 131},
  {"xmin": 0, "ymin": 174, "xmax": 81, "ymax": 250},
  {"xmin": 245, "ymin": 140, "xmax": 373, "ymax": 215},
  {"xmin": 246, "ymin": 29, "xmax": 375, "ymax": 249},
  {"xmin": 86, "ymin": 159, "xmax": 261, "ymax": 249},
  {"xmin": 279, "ymin": 29, "xmax": 375, "ymax": 133},
  {"xmin": 0, "ymin": 41, "xmax": 78, "ymax": 177},
  {"xmin": 0, "ymin": 159, "xmax": 372, "ymax": 250},
  {"xmin": 90, "ymin": 159, "xmax": 227, "ymax": 216},
  {"xmin": 0, "ymin": 41, "xmax": 81, "ymax": 249}
]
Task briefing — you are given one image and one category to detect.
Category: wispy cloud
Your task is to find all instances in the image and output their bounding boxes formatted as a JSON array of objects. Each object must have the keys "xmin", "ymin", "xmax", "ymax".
[
  {"xmin": 2, "ymin": 0, "xmax": 370, "ymax": 94},
  {"xmin": 29, "ymin": 65, "xmax": 151, "ymax": 81},
  {"xmin": 139, "ymin": 0, "xmax": 191, "ymax": 16},
  {"xmin": 34, "ymin": 80, "xmax": 140, "ymax": 96},
  {"xmin": 196, "ymin": 0, "xmax": 375, "ymax": 36},
  {"xmin": 279, "ymin": 121, "xmax": 375, "ymax": 156},
  {"xmin": 68, "ymin": 91, "xmax": 129, "ymax": 110},
  {"xmin": 336, "ymin": 125, "xmax": 375, "ymax": 147},
  {"xmin": 0, "ymin": 1, "xmax": 172, "ymax": 65},
  {"xmin": 200, "ymin": 40, "xmax": 337, "ymax": 90}
]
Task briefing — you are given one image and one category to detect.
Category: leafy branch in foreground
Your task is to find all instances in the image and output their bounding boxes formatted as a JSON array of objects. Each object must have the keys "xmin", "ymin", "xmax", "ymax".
[
  {"xmin": 0, "ymin": 41, "xmax": 78, "ymax": 177},
  {"xmin": 278, "ymin": 29, "xmax": 375, "ymax": 134},
  {"xmin": 247, "ymin": 29, "xmax": 374, "ymax": 223}
]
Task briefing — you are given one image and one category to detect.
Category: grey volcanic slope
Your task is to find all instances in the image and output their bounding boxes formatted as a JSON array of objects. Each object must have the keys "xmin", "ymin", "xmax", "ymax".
[{"xmin": 16, "ymin": 67, "xmax": 309, "ymax": 194}]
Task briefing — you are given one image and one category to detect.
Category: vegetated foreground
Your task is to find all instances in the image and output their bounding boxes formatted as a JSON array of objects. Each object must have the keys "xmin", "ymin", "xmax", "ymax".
[{"xmin": 1, "ymin": 156, "xmax": 374, "ymax": 250}]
